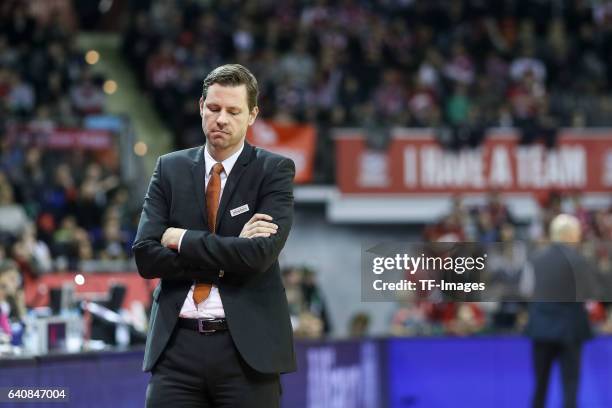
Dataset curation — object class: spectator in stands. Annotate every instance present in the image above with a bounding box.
[13,147,45,215]
[96,216,129,260]
[417,48,443,94]
[444,303,486,336]
[69,70,105,116]
[282,266,327,339]
[424,213,466,242]
[282,266,305,330]
[0,36,18,67]
[51,216,87,270]
[510,45,547,84]
[0,261,27,346]
[146,40,180,103]
[529,191,562,242]
[348,312,370,338]
[374,69,408,125]
[279,39,316,90]
[476,211,498,243]
[0,260,27,347]
[0,279,11,346]
[409,74,438,127]
[42,163,77,222]
[0,171,29,237]
[483,191,513,229]
[490,223,527,278]
[444,42,475,85]
[446,83,471,127]
[302,267,332,335]
[7,72,35,116]
[76,230,94,265]
[75,175,104,231]
[29,105,56,133]
[592,208,612,241]
[106,186,133,232]
[12,223,52,275]
[391,295,433,337]
[568,193,592,237]
[487,223,528,331]
[0,261,26,324]
[293,311,324,339]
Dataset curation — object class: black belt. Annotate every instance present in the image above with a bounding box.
[178,318,228,334]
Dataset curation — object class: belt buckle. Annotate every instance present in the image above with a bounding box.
[197,319,216,335]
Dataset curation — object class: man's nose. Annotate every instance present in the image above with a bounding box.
[217,110,229,126]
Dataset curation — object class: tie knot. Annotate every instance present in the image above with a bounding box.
[212,163,224,175]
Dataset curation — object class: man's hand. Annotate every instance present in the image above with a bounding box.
[240,213,278,239]
[161,227,187,250]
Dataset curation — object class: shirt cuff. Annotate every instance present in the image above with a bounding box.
[177,230,188,252]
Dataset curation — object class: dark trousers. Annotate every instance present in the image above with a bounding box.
[145,326,280,408]
[531,341,582,408]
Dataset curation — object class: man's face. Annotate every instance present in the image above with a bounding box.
[199,83,258,153]
[0,269,19,295]
[570,227,582,243]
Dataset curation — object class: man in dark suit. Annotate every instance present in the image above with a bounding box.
[133,64,296,407]
[524,214,593,408]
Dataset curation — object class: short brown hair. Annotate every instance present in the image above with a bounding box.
[201,64,258,111]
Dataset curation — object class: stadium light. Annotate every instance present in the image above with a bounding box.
[85,50,100,65]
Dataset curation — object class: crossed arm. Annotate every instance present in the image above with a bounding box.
[160,212,279,250]
[132,156,295,284]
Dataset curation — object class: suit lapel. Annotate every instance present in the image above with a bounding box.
[216,142,255,232]
[191,146,209,230]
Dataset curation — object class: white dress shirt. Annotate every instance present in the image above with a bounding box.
[177,143,244,318]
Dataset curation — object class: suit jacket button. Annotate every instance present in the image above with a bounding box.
[219,269,225,278]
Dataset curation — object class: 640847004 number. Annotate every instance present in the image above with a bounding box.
[0,388,69,402]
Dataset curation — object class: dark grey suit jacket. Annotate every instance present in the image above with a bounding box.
[525,243,593,343]
[133,142,296,374]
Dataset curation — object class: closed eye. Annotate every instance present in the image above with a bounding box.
[206,105,240,115]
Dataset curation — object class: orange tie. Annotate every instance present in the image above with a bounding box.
[193,162,224,304]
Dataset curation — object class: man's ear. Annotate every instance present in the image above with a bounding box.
[199,97,204,116]
[248,106,259,126]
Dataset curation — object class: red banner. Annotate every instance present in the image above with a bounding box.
[336,129,612,194]
[46,129,114,150]
[247,120,316,183]
[6,126,114,151]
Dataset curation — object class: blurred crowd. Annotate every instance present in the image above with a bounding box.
[390,192,612,338]
[281,193,611,340]
[123,0,612,158]
[0,148,138,269]
[0,1,108,130]
[282,266,333,339]
[422,191,612,245]
[3,0,612,347]
[0,2,138,291]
